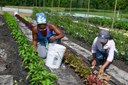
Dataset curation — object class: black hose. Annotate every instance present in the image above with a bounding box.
[13,15,29,85]
[2,14,28,85]
[13,44,28,85]
[4,34,28,85]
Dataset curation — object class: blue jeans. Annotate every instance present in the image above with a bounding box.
[37,39,61,59]
[37,42,47,59]
[95,50,109,66]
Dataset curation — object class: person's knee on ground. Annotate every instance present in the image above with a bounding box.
[37,43,47,59]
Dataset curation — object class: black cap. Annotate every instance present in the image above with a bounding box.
[98,30,110,39]
[98,30,110,43]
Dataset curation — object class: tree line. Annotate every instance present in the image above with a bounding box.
[0,0,128,11]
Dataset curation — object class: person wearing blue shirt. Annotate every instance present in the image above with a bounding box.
[32,13,64,58]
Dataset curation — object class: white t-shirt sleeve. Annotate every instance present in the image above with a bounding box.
[107,40,115,62]
[91,37,98,53]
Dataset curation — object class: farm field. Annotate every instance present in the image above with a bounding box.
[1,1,128,84]
[0,14,27,85]
[1,11,128,84]
[13,12,128,84]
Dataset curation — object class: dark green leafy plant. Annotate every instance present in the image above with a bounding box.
[4,12,57,85]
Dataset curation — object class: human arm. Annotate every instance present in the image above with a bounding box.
[91,53,97,67]
[49,24,64,41]
[99,60,110,73]
[99,40,115,73]
[15,14,33,30]
[91,37,98,67]
[32,26,37,51]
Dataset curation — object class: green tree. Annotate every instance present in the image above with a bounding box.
[117,0,127,10]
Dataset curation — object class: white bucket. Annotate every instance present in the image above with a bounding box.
[46,43,66,69]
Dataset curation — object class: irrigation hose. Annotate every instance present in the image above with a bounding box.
[2,14,28,85]
[13,44,28,85]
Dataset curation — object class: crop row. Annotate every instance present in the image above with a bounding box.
[4,12,57,85]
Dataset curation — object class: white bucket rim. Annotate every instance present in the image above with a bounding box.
[48,43,66,49]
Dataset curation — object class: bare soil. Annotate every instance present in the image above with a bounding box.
[0,15,28,85]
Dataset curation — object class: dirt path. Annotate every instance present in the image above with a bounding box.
[0,14,27,85]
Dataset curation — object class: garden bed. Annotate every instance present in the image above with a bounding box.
[6,12,128,84]
[61,35,127,84]
[0,14,27,84]
[64,34,128,73]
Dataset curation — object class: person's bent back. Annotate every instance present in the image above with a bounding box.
[91,29,117,73]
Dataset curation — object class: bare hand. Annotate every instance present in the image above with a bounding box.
[34,47,37,52]
[99,66,105,73]
[91,60,96,67]
[49,36,56,41]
